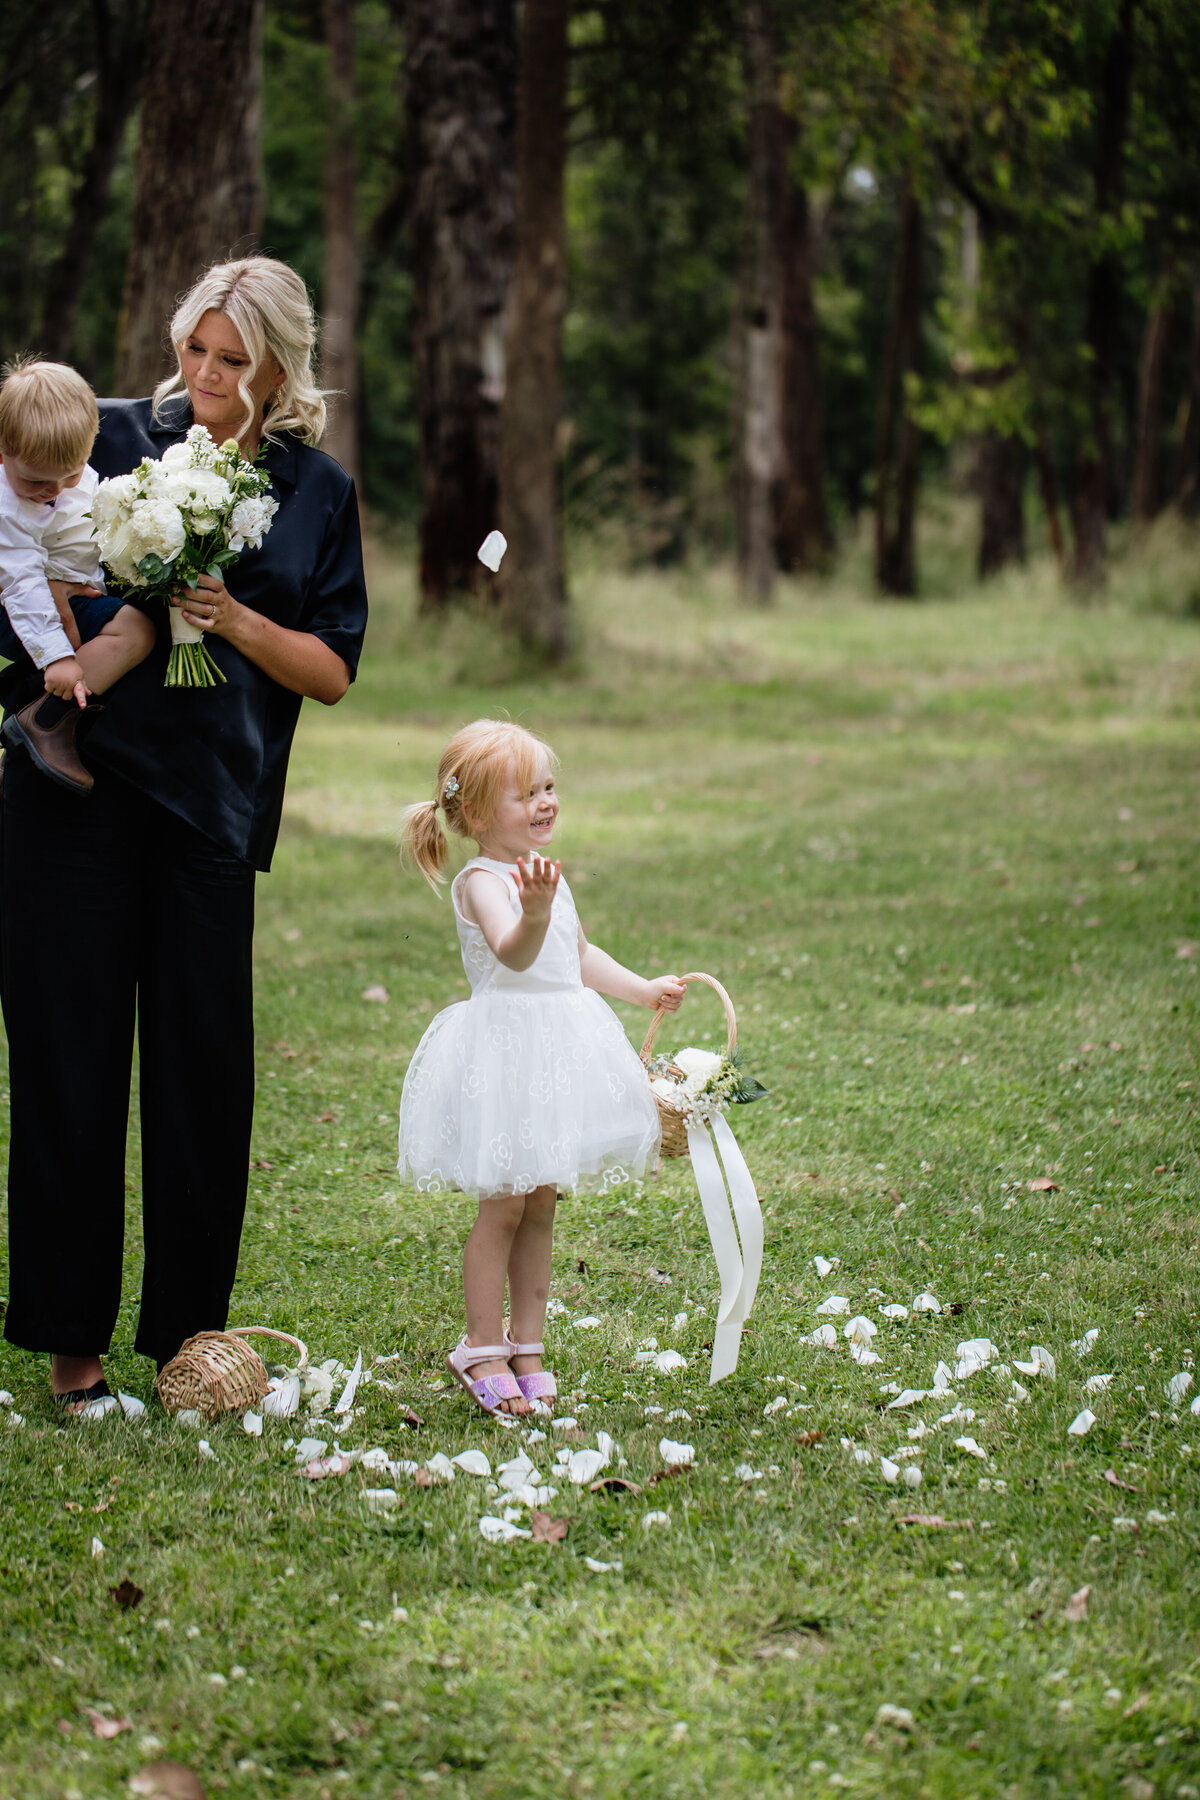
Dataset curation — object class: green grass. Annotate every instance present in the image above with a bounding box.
[2,532,1200,1799]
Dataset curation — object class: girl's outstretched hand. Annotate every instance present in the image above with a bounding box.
[646,974,686,1012]
[513,854,561,923]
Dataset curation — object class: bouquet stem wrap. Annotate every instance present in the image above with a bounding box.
[167,569,227,688]
[686,1110,763,1383]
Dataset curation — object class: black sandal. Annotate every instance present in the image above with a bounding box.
[54,1379,119,1417]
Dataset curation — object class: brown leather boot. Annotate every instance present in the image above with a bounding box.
[0,696,96,794]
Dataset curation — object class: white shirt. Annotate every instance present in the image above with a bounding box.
[0,463,102,669]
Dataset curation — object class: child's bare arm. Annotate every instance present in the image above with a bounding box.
[464,857,561,971]
[578,925,685,1010]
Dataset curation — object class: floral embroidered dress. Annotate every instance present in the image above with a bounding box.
[398,856,660,1198]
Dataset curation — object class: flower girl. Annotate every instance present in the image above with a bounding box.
[398,720,684,1419]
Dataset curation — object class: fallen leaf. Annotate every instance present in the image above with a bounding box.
[646,1464,690,1486]
[315,1111,336,1123]
[795,1430,825,1448]
[128,1761,207,1798]
[108,1579,144,1610]
[1064,1584,1090,1622]
[85,1707,133,1739]
[530,1510,569,1542]
[65,1501,83,1514]
[1104,1469,1137,1492]
[1027,1177,1059,1192]
[589,1476,642,1495]
[251,1158,273,1169]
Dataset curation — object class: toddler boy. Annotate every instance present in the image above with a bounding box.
[0,357,155,793]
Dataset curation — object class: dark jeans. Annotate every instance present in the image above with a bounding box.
[0,754,256,1363]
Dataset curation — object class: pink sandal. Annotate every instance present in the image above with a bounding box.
[505,1331,558,1408]
[445,1339,524,1421]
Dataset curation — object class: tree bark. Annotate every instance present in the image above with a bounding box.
[320,0,361,487]
[406,0,516,607]
[977,429,1026,576]
[498,0,568,660]
[774,115,833,573]
[115,0,265,398]
[736,0,784,605]
[1178,273,1200,518]
[1131,268,1175,526]
[1071,0,1135,584]
[875,179,922,597]
[40,1,149,363]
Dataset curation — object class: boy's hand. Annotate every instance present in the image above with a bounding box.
[513,854,561,923]
[43,656,90,708]
[646,974,686,1012]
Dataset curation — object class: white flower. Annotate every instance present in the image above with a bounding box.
[228,494,276,551]
[128,498,186,564]
[674,1048,723,1083]
[184,423,219,465]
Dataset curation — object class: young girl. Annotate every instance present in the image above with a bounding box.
[398,719,685,1419]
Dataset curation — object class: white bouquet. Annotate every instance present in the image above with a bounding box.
[90,424,278,688]
[647,1045,767,1123]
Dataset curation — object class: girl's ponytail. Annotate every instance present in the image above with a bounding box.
[402,799,448,892]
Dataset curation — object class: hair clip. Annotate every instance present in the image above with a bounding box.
[442,774,460,801]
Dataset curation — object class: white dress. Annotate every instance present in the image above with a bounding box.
[398,857,660,1198]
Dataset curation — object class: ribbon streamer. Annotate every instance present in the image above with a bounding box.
[686,1110,763,1383]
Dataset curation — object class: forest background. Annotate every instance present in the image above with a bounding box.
[4,0,1200,660]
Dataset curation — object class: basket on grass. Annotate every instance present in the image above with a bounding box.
[640,971,739,1159]
[156,1326,308,1421]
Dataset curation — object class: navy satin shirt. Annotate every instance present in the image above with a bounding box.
[87,396,368,871]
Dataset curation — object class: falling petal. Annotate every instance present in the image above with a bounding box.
[844,1315,878,1345]
[816,1295,851,1315]
[452,1449,492,1478]
[1067,1409,1097,1437]
[912,1292,942,1314]
[477,530,507,572]
[478,1514,530,1543]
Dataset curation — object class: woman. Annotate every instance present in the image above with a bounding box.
[0,257,368,1410]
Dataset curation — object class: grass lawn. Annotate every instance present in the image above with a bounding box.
[2,532,1199,1799]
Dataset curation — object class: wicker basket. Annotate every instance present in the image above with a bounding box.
[640,971,738,1160]
[156,1326,308,1421]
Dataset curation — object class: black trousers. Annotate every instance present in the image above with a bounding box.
[1,753,256,1363]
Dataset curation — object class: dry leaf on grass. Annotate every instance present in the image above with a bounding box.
[646,1464,690,1487]
[108,1580,144,1610]
[1027,1177,1059,1192]
[589,1476,642,1495]
[128,1761,207,1799]
[530,1510,568,1542]
[795,1430,825,1448]
[84,1707,133,1739]
[1104,1470,1137,1492]
[1064,1585,1091,1622]
[362,985,389,1003]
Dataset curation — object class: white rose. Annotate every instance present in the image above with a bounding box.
[90,474,138,534]
[128,498,186,564]
[185,468,232,509]
[673,1048,724,1083]
[159,442,193,469]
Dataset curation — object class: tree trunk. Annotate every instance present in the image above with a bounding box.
[774,115,832,573]
[498,0,568,660]
[977,429,1026,576]
[875,179,922,597]
[115,0,265,398]
[1035,436,1067,570]
[40,1,148,363]
[1131,269,1175,526]
[320,0,361,486]
[1178,274,1200,518]
[1071,0,1135,584]
[406,0,516,607]
[736,0,784,605]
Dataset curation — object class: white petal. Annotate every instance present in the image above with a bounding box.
[424,1453,456,1481]
[362,1488,400,1512]
[1067,1409,1096,1437]
[954,1435,987,1459]
[0,1392,12,1407]
[902,1464,923,1487]
[573,1315,602,1329]
[953,1339,1000,1380]
[1009,1381,1031,1403]
[672,1312,689,1329]
[551,1416,579,1431]
[567,1448,609,1485]
[1166,1371,1193,1403]
[880,1304,910,1319]
[642,1510,671,1529]
[875,1705,915,1730]
[886,1389,929,1411]
[764,1396,788,1416]
[477,530,507,571]
[583,1556,622,1573]
[91,1537,104,1558]
[806,1324,839,1348]
[912,1292,942,1314]
[242,1411,263,1436]
[1070,1329,1100,1356]
[932,1361,954,1391]
[844,1315,878,1344]
[850,1343,883,1365]
[735,1462,765,1480]
[658,1438,695,1465]
[880,1458,901,1484]
[261,1374,301,1417]
[505,1482,552,1507]
[333,1351,363,1415]
[294,1437,328,1461]
[654,1350,688,1373]
[175,1409,204,1428]
[117,1391,146,1420]
[816,1295,851,1315]
[1191,1394,1200,1416]
[596,1431,619,1460]
[451,1449,492,1478]
[478,1514,530,1543]
[813,1255,837,1277]
[1084,1374,1115,1394]
[197,1439,217,1460]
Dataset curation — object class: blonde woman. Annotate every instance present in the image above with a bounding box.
[0,257,367,1412]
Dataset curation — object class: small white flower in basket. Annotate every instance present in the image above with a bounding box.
[89,424,278,689]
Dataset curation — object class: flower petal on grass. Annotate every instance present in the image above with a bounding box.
[362,1488,400,1512]
[242,1411,263,1436]
[573,1315,602,1330]
[583,1556,622,1573]
[813,1255,839,1277]
[261,1374,301,1417]
[932,1361,954,1392]
[844,1315,878,1344]
[333,1351,363,1415]
[566,1448,609,1485]
[197,1440,217,1461]
[478,1515,530,1543]
[954,1436,987,1459]
[1084,1374,1115,1394]
[850,1343,883,1365]
[903,1464,923,1488]
[361,984,389,1004]
[806,1324,839,1349]
[1191,1394,1200,1416]
[913,1293,942,1314]
[954,1339,1000,1380]
[1012,1346,1056,1380]
[875,1705,915,1731]
[293,1437,328,1462]
[424,1453,456,1482]
[816,1295,851,1315]
[1067,1409,1097,1437]
[1071,1329,1100,1356]
[86,1707,134,1739]
[880,1304,910,1319]
[91,1537,105,1558]
[642,1510,671,1529]
[1064,1585,1090,1622]
[1165,1371,1193,1403]
[452,1449,492,1478]
[653,1350,687,1373]
[658,1438,695,1465]
[880,1458,901,1484]
[117,1392,147,1421]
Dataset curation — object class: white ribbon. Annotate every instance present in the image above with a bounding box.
[686,1109,763,1383]
[168,601,203,648]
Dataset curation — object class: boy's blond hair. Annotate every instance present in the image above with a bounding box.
[0,357,99,470]
[403,720,558,891]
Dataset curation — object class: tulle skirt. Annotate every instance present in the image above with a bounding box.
[398,987,660,1198]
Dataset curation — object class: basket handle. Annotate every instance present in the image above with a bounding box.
[226,1326,309,1372]
[640,971,738,1065]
